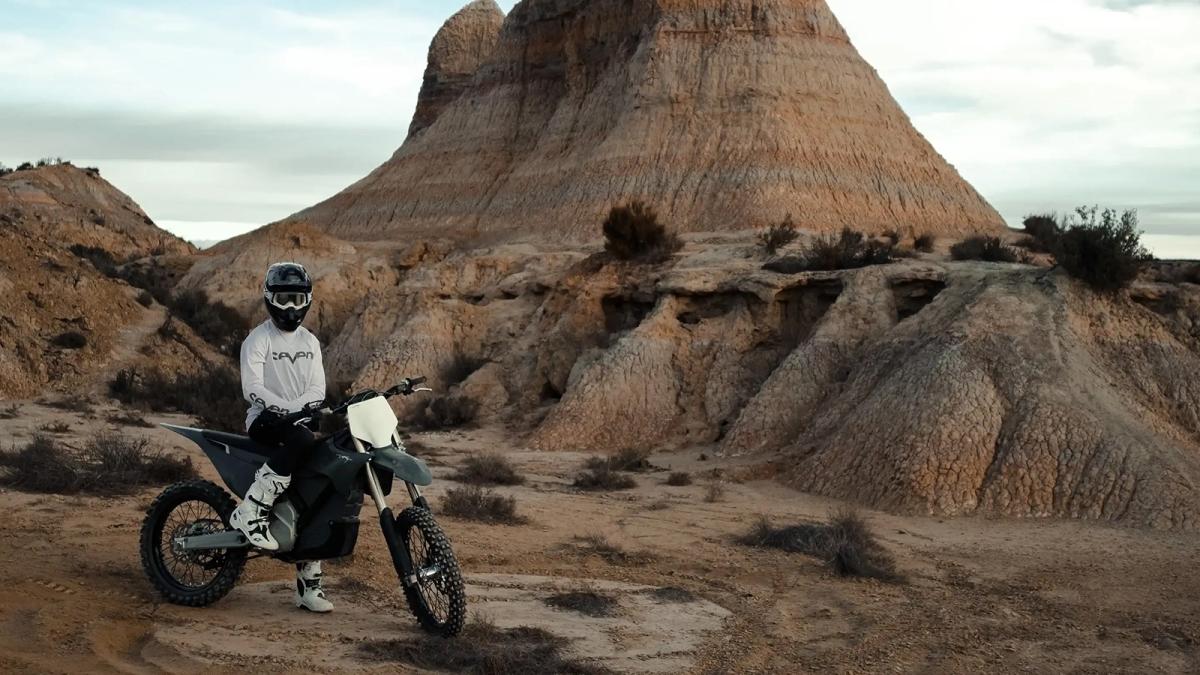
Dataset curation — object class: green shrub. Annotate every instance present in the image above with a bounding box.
[757,216,800,256]
[603,201,682,263]
[950,236,1025,263]
[1056,206,1152,292]
[764,228,896,273]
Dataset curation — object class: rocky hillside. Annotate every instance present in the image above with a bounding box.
[0,165,209,397]
[292,0,1004,242]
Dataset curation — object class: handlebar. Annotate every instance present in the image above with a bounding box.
[273,376,429,427]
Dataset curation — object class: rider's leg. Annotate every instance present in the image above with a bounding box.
[229,414,313,550]
[295,560,334,613]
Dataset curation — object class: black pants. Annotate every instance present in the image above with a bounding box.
[249,412,318,476]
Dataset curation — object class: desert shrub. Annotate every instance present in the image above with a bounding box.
[950,236,1025,263]
[408,395,478,430]
[442,486,526,525]
[882,229,901,245]
[544,590,619,617]
[168,289,248,357]
[602,201,682,263]
[51,331,88,349]
[453,453,525,486]
[584,447,657,473]
[83,167,101,178]
[757,216,800,256]
[16,162,34,171]
[739,509,901,582]
[109,366,244,431]
[0,403,20,419]
[648,586,697,603]
[136,290,154,307]
[1022,214,1061,253]
[764,228,896,273]
[39,421,71,434]
[84,433,196,489]
[573,465,636,491]
[0,163,11,177]
[357,617,610,674]
[46,395,94,413]
[107,411,153,428]
[571,534,656,566]
[0,435,87,493]
[665,471,692,486]
[1056,206,1152,292]
[440,353,487,386]
[913,233,935,253]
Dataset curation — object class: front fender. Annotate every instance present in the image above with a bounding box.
[371,447,433,487]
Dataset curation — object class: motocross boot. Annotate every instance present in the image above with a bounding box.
[229,464,290,550]
[295,561,334,613]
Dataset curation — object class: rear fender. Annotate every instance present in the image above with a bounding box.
[161,424,261,496]
[371,447,432,487]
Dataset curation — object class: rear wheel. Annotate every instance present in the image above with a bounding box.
[393,507,466,637]
[140,480,246,606]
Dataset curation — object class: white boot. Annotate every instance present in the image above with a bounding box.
[295,561,334,613]
[229,464,290,551]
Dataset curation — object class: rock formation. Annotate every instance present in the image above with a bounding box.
[293,0,1004,242]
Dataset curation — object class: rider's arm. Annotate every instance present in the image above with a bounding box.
[293,336,326,410]
[240,333,294,414]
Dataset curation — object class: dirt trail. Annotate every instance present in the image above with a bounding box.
[0,406,1198,673]
[87,303,168,395]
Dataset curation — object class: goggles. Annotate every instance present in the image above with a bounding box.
[266,291,312,310]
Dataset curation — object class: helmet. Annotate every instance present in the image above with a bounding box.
[263,262,312,332]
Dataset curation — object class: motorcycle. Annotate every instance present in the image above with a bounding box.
[138,377,466,637]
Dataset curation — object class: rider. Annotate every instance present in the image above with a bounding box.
[228,261,334,613]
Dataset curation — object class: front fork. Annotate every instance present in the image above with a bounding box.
[352,432,427,587]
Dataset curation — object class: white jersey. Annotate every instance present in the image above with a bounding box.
[239,320,326,431]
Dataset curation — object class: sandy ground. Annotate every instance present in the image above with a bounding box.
[0,401,1198,674]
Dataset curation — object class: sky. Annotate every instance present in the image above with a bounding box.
[1,0,1197,256]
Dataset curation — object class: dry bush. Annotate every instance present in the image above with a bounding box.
[913,233,935,253]
[739,509,902,582]
[0,433,194,495]
[107,411,154,428]
[665,471,692,486]
[1022,214,1061,253]
[648,586,697,603]
[704,482,726,503]
[454,453,525,486]
[0,435,87,493]
[109,366,244,432]
[757,216,800,256]
[573,465,637,491]
[442,486,526,525]
[68,244,119,277]
[1056,206,1152,292]
[46,395,94,414]
[544,590,619,617]
[408,396,479,431]
[357,616,610,674]
[51,331,88,349]
[136,290,154,308]
[572,534,656,566]
[584,448,657,473]
[440,353,488,386]
[950,236,1026,263]
[603,201,682,263]
[168,289,248,357]
[764,228,896,273]
[0,403,20,420]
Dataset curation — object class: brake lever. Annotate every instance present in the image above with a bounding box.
[412,386,433,394]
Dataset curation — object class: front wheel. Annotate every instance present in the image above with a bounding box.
[140,480,247,606]
[392,507,466,637]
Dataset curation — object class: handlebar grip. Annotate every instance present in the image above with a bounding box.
[409,376,427,386]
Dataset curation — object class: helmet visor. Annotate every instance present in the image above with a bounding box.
[267,291,311,310]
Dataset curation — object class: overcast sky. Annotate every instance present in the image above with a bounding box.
[1,0,1197,255]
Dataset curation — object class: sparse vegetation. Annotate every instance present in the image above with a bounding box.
[648,586,697,603]
[46,395,94,414]
[51,331,88,349]
[0,433,195,495]
[665,471,693,486]
[441,486,526,525]
[572,534,656,566]
[168,289,248,357]
[0,163,11,177]
[764,228,896,273]
[545,590,619,617]
[950,236,1026,263]
[0,403,21,419]
[1055,206,1152,292]
[602,201,682,263]
[584,447,657,473]
[109,366,244,431]
[39,421,72,434]
[357,617,611,674]
[704,482,726,502]
[136,290,154,307]
[407,395,479,430]
[453,453,525,486]
[1022,214,1061,253]
[757,216,800,256]
[914,233,935,253]
[573,464,637,491]
[739,509,902,582]
[107,411,154,428]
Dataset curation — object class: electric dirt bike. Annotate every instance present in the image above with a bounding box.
[138,377,467,637]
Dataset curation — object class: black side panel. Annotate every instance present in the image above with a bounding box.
[278,484,364,562]
[201,441,267,497]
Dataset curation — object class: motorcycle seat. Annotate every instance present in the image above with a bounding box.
[202,430,277,459]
